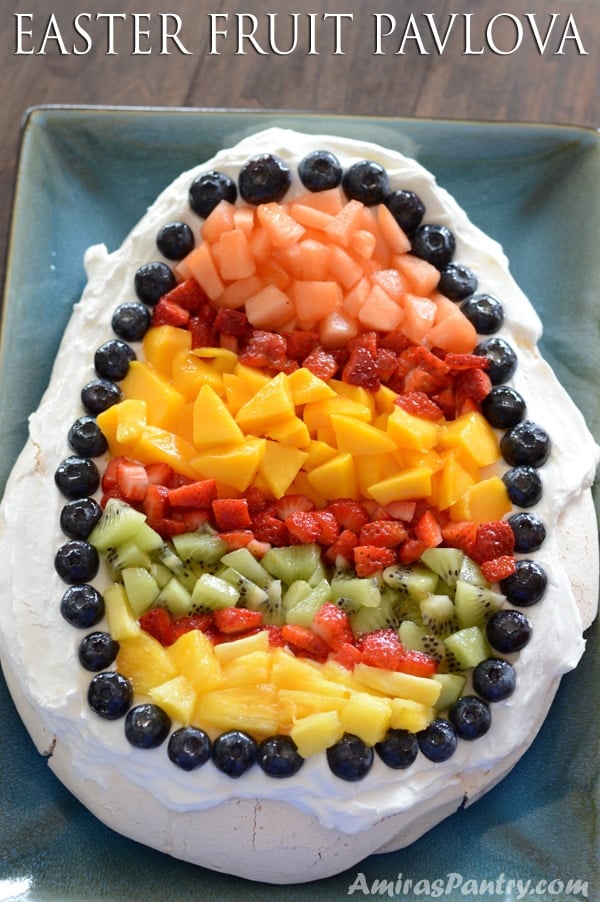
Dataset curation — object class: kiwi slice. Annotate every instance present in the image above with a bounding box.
[121,566,160,616]
[420,547,465,588]
[350,587,401,635]
[261,544,322,585]
[220,547,272,589]
[156,576,193,617]
[444,626,490,671]
[190,573,240,612]
[220,567,269,607]
[285,579,330,627]
[382,564,438,600]
[172,532,228,568]
[152,543,197,592]
[433,673,466,711]
[419,594,457,637]
[458,555,490,587]
[453,580,505,629]
[330,575,381,609]
[106,539,152,574]
[88,498,147,553]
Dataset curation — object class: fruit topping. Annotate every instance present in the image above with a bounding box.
[485,609,532,653]
[212,730,257,777]
[238,154,291,205]
[94,340,136,382]
[257,735,304,778]
[55,540,99,584]
[298,150,342,192]
[375,728,419,769]
[68,416,109,458]
[168,725,212,771]
[461,294,504,334]
[55,456,100,499]
[156,221,195,261]
[502,465,543,508]
[326,732,374,781]
[134,262,177,306]
[438,263,478,301]
[481,385,526,429]
[189,171,237,218]
[417,718,457,761]
[60,584,105,629]
[508,512,546,552]
[125,703,171,749]
[500,559,547,607]
[60,497,103,540]
[411,224,456,270]
[384,189,425,234]
[342,160,389,206]
[112,301,152,342]
[87,671,133,719]
[472,657,516,702]
[78,631,120,671]
[474,336,517,385]
[449,695,491,740]
[81,378,123,415]
[501,420,551,468]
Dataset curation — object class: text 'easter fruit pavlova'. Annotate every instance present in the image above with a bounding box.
[0,127,598,884]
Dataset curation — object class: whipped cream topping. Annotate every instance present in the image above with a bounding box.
[0,127,598,841]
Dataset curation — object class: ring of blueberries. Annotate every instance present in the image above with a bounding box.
[52,147,551,781]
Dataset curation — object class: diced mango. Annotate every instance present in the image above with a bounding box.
[450,475,512,524]
[258,440,308,499]
[193,384,245,450]
[287,367,336,405]
[132,425,200,480]
[191,347,238,373]
[116,631,177,693]
[171,350,224,400]
[303,439,338,471]
[431,449,476,511]
[438,411,501,468]
[354,453,400,497]
[330,414,397,455]
[120,361,187,432]
[329,379,376,416]
[302,396,372,435]
[167,629,222,693]
[192,437,266,491]
[97,399,147,456]
[235,371,295,434]
[368,467,433,505]
[265,416,311,448]
[374,384,399,414]
[142,325,192,378]
[149,675,197,724]
[387,405,440,451]
[307,452,358,500]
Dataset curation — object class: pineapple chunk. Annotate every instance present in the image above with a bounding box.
[213,629,270,663]
[218,651,272,688]
[149,675,197,724]
[389,698,436,732]
[167,629,222,693]
[353,663,441,707]
[270,649,350,698]
[195,685,281,736]
[278,689,348,719]
[340,692,392,746]
[290,711,344,758]
[104,583,141,641]
[117,631,177,694]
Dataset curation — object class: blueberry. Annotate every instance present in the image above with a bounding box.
[68,416,108,458]
[81,378,122,415]
[384,189,425,233]
[501,420,551,468]
[481,386,526,429]
[238,154,291,205]
[54,540,99,584]
[168,726,212,771]
[461,293,504,334]
[298,150,342,192]
[508,511,546,552]
[60,497,103,539]
[417,718,457,762]
[342,160,389,206]
[502,466,543,508]
[189,171,237,218]
[78,632,119,672]
[449,696,491,740]
[438,262,478,301]
[60,584,105,628]
[125,703,171,749]
[474,337,517,385]
[375,729,419,769]
[156,221,195,260]
[327,732,374,781]
[411,224,456,270]
[473,658,516,702]
[486,609,532,652]
[94,340,136,382]
[500,559,547,607]
[54,456,100,499]
[212,730,257,778]
[112,301,152,342]
[134,261,176,306]
[257,735,304,778]
[88,671,132,719]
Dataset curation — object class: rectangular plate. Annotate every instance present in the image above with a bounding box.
[0,108,599,899]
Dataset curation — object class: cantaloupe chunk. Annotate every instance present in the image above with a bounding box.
[342,277,370,319]
[292,186,345,215]
[257,202,305,247]
[394,252,440,295]
[183,243,224,301]
[350,228,377,260]
[319,309,359,349]
[217,274,265,309]
[358,284,404,332]
[291,280,342,329]
[244,284,295,330]
[401,293,438,343]
[233,205,255,237]
[201,200,236,243]
[327,244,364,290]
[325,198,364,246]
[428,294,478,353]
[296,238,330,281]
[289,203,334,232]
[216,228,256,281]
[377,203,411,254]
[371,268,407,303]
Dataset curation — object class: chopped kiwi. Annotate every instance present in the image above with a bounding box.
[190,573,240,612]
[350,587,400,635]
[131,522,164,553]
[157,576,193,617]
[152,543,197,591]
[121,567,160,616]
[285,579,330,627]
[88,498,146,552]
[458,556,490,587]
[444,626,490,671]
[220,547,272,589]
[282,580,312,611]
[453,580,505,629]
[219,567,269,607]
[261,544,322,584]
[382,564,438,599]
[172,532,228,568]
[419,594,457,637]
[420,547,465,588]
[433,673,466,711]
[106,539,152,574]
[149,561,176,589]
[330,575,381,609]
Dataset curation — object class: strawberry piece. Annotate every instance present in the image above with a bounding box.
[454,367,492,409]
[398,537,430,565]
[264,624,286,647]
[348,331,378,357]
[312,602,355,651]
[374,347,399,383]
[212,497,252,531]
[384,500,417,522]
[167,479,217,509]
[142,483,171,521]
[180,509,211,531]
[271,494,315,519]
[331,642,362,670]
[471,520,515,564]
[481,555,517,583]
[342,346,380,391]
[238,329,288,370]
[139,608,174,646]
[188,317,217,349]
[413,510,443,548]
[378,329,412,355]
[394,391,444,422]
[213,607,263,635]
[152,296,191,328]
[302,347,338,381]
[281,624,330,662]
[218,530,254,551]
[101,456,125,493]
[325,498,370,532]
[311,510,341,545]
[353,545,396,577]
[147,517,190,539]
[396,649,438,677]
[213,307,249,337]
[116,458,149,503]
[444,352,489,371]
[398,346,450,394]
[170,613,214,640]
[245,486,268,516]
[359,628,405,670]
[441,520,477,556]
[325,528,358,565]
[282,330,320,362]
[144,462,175,486]
[431,386,456,419]
[252,512,290,546]
[359,519,408,548]
[285,511,322,544]
[162,278,209,313]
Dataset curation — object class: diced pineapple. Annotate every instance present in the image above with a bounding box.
[192,384,245,450]
[149,675,197,724]
[218,651,272,688]
[290,710,344,758]
[213,629,270,662]
[195,685,281,736]
[352,663,441,707]
[388,697,436,732]
[270,648,350,698]
[277,689,348,719]
[340,692,392,746]
[103,583,141,641]
[117,631,177,694]
[167,629,222,692]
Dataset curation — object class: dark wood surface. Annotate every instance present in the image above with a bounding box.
[2,0,599,300]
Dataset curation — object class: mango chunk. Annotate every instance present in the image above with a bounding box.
[142,325,192,378]
[121,361,186,432]
[192,438,266,491]
[287,367,336,405]
[431,449,476,511]
[368,467,433,505]
[191,346,238,373]
[97,399,147,456]
[303,439,338,471]
[450,475,512,524]
[387,405,440,451]
[438,411,500,468]
[171,350,224,400]
[132,425,200,480]
[235,371,295,434]
[265,416,311,448]
[302,396,372,436]
[193,384,245,450]
[307,452,358,500]
[330,414,397,455]
[258,440,308,499]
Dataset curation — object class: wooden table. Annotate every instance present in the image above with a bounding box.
[2,0,599,300]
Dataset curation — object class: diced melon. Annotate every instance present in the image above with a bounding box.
[293,186,345,215]
[401,293,438,343]
[291,280,342,329]
[428,294,477,353]
[325,199,364,246]
[216,227,256,281]
[244,283,295,330]
[371,267,407,302]
[218,274,265,309]
[256,202,305,247]
[319,309,359,349]
[358,284,404,332]
[394,252,440,295]
[183,242,224,301]
[342,276,370,318]
[377,203,412,254]
[201,199,235,243]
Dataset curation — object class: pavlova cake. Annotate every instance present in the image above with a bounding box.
[0,127,598,884]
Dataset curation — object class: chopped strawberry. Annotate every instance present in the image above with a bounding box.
[348,331,378,357]
[144,462,175,486]
[396,649,438,677]
[359,519,408,548]
[331,642,362,670]
[378,328,412,355]
[302,347,338,381]
[481,554,517,583]
[246,538,271,558]
[281,624,330,662]
[101,456,125,493]
[398,346,450,394]
[180,508,212,531]
[444,352,489,371]
[454,367,492,409]
[471,520,515,564]
[116,458,149,503]
[312,602,355,651]
[170,612,213,640]
[413,510,443,548]
[212,497,252,531]
[384,500,417,522]
[252,512,290,546]
[324,528,358,565]
[147,517,190,539]
[238,329,288,370]
[282,330,320,362]
[152,297,191,328]
[264,624,286,647]
[285,511,322,544]
[311,510,341,545]
[398,537,430,565]
[359,629,405,670]
[213,307,249,337]
[271,493,315,519]
[162,278,209,313]
[394,391,444,422]
[441,520,477,557]
[325,498,370,532]
[431,386,457,419]
[244,486,268,516]
[353,545,396,577]
[342,346,380,391]
[142,483,171,521]
[213,607,263,635]
[218,530,254,551]
[167,479,217,509]
[139,607,174,646]
[374,347,399,383]
[188,316,217,349]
